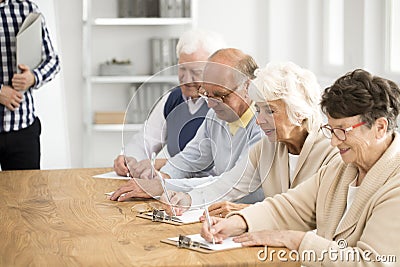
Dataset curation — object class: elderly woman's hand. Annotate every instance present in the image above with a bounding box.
[160,190,191,216]
[233,230,306,251]
[200,201,250,221]
[200,214,248,243]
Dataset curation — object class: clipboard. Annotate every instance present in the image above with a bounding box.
[16,12,42,72]
[137,209,203,226]
[161,234,242,254]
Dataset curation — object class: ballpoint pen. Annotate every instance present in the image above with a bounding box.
[121,147,131,178]
[203,196,215,245]
[151,152,177,217]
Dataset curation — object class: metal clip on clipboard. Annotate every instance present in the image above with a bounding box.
[152,209,183,223]
[177,235,210,249]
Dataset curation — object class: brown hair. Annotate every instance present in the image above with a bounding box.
[321,69,400,131]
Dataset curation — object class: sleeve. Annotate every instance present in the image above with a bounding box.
[298,184,400,267]
[32,13,60,89]
[187,144,261,208]
[165,175,217,192]
[124,93,169,161]
[231,165,329,233]
[160,112,214,179]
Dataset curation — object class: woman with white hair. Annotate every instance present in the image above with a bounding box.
[162,61,339,216]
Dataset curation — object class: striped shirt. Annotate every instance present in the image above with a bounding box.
[0,0,60,132]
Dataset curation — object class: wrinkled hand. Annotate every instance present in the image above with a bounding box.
[127,159,154,179]
[200,201,250,221]
[200,215,248,243]
[113,155,136,177]
[0,85,23,111]
[160,190,191,216]
[110,178,152,201]
[12,64,35,91]
[233,230,305,250]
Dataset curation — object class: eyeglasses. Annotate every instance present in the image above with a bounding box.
[320,122,366,141]
[197,87,234,104]
[197,81,246,104]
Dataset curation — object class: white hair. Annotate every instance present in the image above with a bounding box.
[248,62,322,131]
[176,29,227,58]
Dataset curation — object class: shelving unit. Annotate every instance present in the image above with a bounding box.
[82,0,195,167]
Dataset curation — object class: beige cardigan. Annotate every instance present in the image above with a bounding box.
[188,122,339,207]
[237,132,400,266]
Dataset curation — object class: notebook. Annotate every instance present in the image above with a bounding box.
[16,12,42,72]
[137,208,204,225]
[162,234,242,253]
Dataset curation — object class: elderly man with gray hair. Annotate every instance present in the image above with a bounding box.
[113,29,226,178]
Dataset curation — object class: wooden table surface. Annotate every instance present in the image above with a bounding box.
[0,168,300,267]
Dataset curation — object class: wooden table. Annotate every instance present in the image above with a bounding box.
[0,168,300,266]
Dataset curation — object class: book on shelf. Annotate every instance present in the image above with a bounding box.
[118,0,160,18]
[151,37,178,75]
[183,0,191,17]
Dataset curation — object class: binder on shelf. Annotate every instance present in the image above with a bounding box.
[118,0,159,18]
[173,0,184,18]
[146,0,160,17]
[160,38,171,74]
[160,0,175,17]
[151,37,178,75]
[183,0,191,17]
[151,38,162,74]
[170,38,179,74]
[16,12,42,73]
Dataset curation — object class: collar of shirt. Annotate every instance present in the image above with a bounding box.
[0,0,9,8]
[183,96,206,115]
[228,103,255,136]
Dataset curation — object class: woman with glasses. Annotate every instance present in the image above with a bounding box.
[160,62,339,216]
[201,69,400,266]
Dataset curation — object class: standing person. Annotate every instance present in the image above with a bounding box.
[201,69,400,266]
[0,0,60,170]
[113,29,226,178]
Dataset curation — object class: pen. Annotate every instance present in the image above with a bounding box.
[203,198,215,245]
[121,147,131,178]
[151,152,177,217]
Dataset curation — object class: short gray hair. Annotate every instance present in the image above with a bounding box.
[176,29,227,58]
[249,62,322,131]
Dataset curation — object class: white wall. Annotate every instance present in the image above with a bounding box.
[33,0,71,169]
[196,0,269,67]
[56,0,83,168]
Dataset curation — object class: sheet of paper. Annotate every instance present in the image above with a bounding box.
[144,208,203,224]
[16,12,42,71]
[93,171,130,180]
[168,234,242,251]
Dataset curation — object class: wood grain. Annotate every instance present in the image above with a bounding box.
[0,168,299,267]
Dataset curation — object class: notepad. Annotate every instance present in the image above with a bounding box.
[165,234,242,252]
[137,208,204,225]
[16,12,42,72]
[93,171,130,180]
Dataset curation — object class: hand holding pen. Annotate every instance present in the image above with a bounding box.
[114,147,135,177]
[204,203,215,245]
[151,152,176,217]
